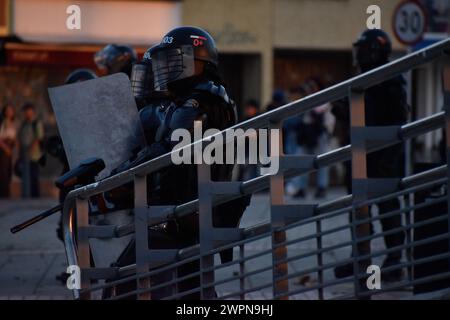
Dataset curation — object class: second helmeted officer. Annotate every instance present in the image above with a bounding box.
[335,29,409,282]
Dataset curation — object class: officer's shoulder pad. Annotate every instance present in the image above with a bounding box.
[194,81,231,104]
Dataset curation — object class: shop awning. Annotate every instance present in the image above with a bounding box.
[3,42,147,68]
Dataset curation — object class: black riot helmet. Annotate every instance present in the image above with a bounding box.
[151,26,219,91]
[353,29,392,72]
[94,44,137,76]
[65,68,97,84]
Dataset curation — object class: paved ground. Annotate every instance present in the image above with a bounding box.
[0,188,413,300]
[215,189,412,300]
[0,199,71,299]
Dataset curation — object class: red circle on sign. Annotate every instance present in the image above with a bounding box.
[392,0,428,46]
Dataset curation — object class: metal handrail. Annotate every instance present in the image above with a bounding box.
[91,112,447,239]
[76,167,449,295]
[62,36,450,299]
[64,37,450,200]
[62,108,447,299]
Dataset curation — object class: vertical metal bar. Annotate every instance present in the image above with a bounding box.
[76,198,91,300]
[316,220,324,300]
[197,162,216,300]
[442,58,450,262]
[350,91,372,299]
[134,175,151,300]
[239,244,245,300]
[350,209,359,297]
[404,201,413,282]
[173,268,178,298]
[110,285,116,299]
[405,47,414,283]
[403,47,414,281]
[269,120,289,300]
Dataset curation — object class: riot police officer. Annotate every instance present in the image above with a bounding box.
[102,45,172,210]
[149,25,248,256]
[94,44,137,77]
[108,27,249,299]
[334,29,408,282]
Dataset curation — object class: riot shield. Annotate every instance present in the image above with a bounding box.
[48,73,144,178]
[48,73,144,267]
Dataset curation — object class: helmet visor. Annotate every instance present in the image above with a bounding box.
[151,45,195,91]
[130,62,154,100]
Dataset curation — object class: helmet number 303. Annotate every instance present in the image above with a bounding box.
[162,36,174,44]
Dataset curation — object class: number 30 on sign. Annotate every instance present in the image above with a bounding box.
[393,0,427,45]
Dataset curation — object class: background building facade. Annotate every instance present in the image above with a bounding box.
[0,0,449,196]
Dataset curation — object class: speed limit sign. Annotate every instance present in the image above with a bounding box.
[393,0,427,45]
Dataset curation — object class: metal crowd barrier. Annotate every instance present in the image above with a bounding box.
[62,37,450,300]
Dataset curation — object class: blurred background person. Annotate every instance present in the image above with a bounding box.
[331,96,351,193]
[296,79,334,199]
[94,44,137,77]
[0,104,18,198]
[239,99,260,181]
[266,89,287,112]
[18,103,44,198]
[238,99,261,181]
[243,99,260,122]
[284,86,307,197]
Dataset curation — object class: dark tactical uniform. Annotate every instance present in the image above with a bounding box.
[366,75,408,263]
[335,29,408,281]
[332,77,408,258]
[107,81,249,299]
[103,26,251,299]
[138,103,167,144]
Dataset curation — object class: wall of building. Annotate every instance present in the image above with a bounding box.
[12,0,181,45]
[183,0,407,106]
[182,0,274,106]
[274,50,352,91]
[0,0,12,36]
[274,0,405,50]
[4,0,411,107]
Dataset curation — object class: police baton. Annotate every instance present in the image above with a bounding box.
[10,204,62,234]
[10,157,106,235]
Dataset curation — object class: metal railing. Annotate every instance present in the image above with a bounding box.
[62,37,450,300]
